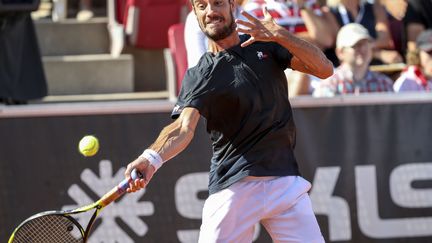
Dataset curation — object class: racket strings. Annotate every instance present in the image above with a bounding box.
[12,214,83,243]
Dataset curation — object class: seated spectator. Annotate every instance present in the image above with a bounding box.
[394,29,432,92]
[313,23,394,97]
[326,0,402,66]
[185,0,247,68]
[403,0,432,51]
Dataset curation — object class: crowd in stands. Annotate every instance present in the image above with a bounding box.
[1,0,431,105]
[184,0,432,97]
[313,23,394,96]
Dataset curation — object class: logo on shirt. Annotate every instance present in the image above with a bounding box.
[172,105,182,114]
[257,51,268,60]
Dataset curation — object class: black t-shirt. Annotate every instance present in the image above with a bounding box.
[404,0,432,29]
[172,35,300,194]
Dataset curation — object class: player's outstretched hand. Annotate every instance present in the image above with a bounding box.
[236,7,282,47]
[124,156,155,193]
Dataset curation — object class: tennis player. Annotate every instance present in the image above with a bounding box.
[124,0,333,241]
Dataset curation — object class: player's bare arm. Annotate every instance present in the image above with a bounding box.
[235,7,333,79]
[125,107,201,192]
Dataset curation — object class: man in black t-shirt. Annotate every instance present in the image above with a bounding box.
[124,0,333,241]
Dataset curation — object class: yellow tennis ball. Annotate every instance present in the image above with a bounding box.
[78,135,99,157]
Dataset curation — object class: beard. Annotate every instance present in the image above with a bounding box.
[200,11,236,41]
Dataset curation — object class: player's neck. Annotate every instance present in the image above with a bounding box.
[208,32,241,53]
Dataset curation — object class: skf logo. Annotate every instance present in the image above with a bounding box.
[257,51,268,60]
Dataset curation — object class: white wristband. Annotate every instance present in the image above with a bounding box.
[139,149,163,172]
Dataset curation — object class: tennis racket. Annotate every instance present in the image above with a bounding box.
[8,169,143,243]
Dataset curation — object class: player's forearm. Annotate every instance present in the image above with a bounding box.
[124,115,197,190]
[148,119,195,162]
[143,107,200,167]
[133,108,200,174]
[272,26,333,78]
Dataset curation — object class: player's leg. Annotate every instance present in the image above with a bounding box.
[198,177,270,243]
[260,176,324,243]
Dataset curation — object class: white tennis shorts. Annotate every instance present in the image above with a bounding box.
[198,176,324,243]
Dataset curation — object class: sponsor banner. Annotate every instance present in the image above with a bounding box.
[294,103,432,242]
[1,102,431,242]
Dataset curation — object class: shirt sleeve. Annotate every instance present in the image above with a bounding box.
[171,66,211,119]
[270,42,293,70]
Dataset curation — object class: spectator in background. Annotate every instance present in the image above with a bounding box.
[325,0,402,66]
[394,29,432,92]
[0,11,47,104]
[314,23,394,97]
[242,0,335,97]
[185,0,247,67]
[403,0,432,52]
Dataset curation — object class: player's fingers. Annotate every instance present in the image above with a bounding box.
[236,27,253,34]
[240,10,259,23]
[235,19,255,29]
[127,179,144,193]
[127,182,136,193]
[241,36,256,47]
[262,6,272,19]
[126,157,148,180]
[125,164,133,180]
[135,178,145,188]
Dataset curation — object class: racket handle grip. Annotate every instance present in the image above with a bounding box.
[118,168,144,192]
[99,169,145,207]
[131,169,144,180]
